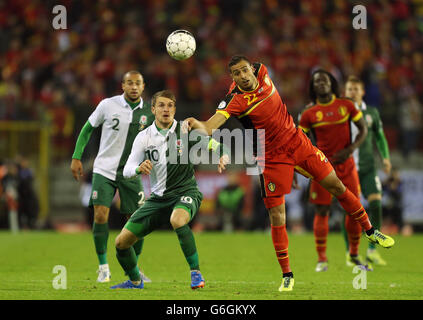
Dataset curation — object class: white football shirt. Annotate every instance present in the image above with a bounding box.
[88,94,151,180]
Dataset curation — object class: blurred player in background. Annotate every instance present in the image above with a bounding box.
[183,55,394,292]
[345,75,392,268]
[299,70,370,272]
[110,90,229,289]
[70,71,154,283]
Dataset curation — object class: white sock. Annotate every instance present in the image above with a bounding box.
[99,264,110,271]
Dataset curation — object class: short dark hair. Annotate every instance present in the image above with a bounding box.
[346,75,365,89]
[122,70,143,83]
[151,90,176,107]
[228,55,252,71]
[308,69,340,103]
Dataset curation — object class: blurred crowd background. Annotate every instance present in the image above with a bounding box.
[0,0,422,232]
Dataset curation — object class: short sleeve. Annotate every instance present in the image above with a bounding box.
[88,100,106,128]
[298,110,311,133]
[347,100,362,122]
[215,94,241,119]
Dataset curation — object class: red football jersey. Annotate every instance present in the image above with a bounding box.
[216,63,299,159]
[298,95,363,161]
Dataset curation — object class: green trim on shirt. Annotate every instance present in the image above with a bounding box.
[375,128,390,160]
[124,97,141,110]
[72,121,94,159]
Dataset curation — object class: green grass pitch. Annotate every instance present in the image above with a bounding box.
[0,230,422,300]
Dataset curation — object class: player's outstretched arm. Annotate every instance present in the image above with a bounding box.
[183,113,227,136]
[70,121,95,181]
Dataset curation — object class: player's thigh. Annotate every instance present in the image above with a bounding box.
[172,189,203,222]
[293,133,333,182]
[259,161,293,209]
[125,197,173,238]
[89,173,117,208]
[335,160,360,198]
[359,169,382,199]
[117,177,143,214]
[309,179,333,205]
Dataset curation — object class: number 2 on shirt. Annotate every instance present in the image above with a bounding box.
[112,118,120,131]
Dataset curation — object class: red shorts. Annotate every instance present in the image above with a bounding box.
[259,130,333,209]
[309,157,360,205]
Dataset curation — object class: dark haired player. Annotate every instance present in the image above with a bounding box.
[70,71,153,283]
[183,56,394,292]
[299,70,370,272]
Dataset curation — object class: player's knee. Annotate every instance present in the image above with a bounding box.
[368,193,382,202]
[94,206,109,224]
[315,205,330,216]
[115,234,130,250]
[325,179,345,196]
[268,207,286,226]
[170,215,188,229]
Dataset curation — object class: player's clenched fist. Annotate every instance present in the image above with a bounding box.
[137,160,153,175]
[182,118,196,133]
[218,154,229,173]
[70,159,84,181]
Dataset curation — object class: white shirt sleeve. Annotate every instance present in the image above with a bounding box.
[123,131,147,179]
[88,99,107,128]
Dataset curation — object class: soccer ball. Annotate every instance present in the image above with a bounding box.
[166,30,196,61]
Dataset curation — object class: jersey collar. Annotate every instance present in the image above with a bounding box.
[152,119,177,137]
[317,94,336,106]
[120,94,144,110]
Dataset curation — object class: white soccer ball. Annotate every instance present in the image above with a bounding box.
[166,30,196,61]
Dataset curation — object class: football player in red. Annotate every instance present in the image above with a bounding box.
[183,55,394,292]
[299,70,370,272]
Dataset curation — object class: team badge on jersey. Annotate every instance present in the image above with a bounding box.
[366,114,373,127]
[217,100,227,110]
[316,111,323,122]
[176,139,183,155]
[267,182,276,192]
[139,115,148,131]
[338,106,347,116]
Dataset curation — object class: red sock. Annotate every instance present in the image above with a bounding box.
[313,214,329,262]
[336,189,372,231]
[271,225,291,274]
[345,215,362,256]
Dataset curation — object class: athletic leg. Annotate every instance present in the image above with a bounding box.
[171,192,204,289]
[319,171,394,248]
[170,208,200,271]
[93,205,110,265]
[114,228,141,284]
[314,205,330,264]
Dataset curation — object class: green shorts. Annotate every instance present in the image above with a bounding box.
[125,189,203,238]
[89,173,143,214]
[358,168,382,198]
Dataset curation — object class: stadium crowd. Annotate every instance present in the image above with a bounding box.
[1,0,422,161]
